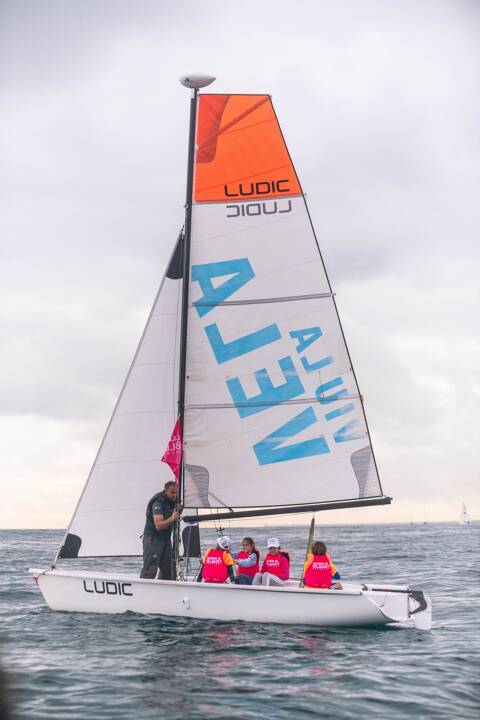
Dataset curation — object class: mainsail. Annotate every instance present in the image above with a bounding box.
[183,94,385,512]
[58,89,389,559]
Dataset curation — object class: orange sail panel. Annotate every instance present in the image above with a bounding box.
[194,94,302,203]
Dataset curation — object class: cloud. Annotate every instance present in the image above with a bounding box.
[1,0,479,527]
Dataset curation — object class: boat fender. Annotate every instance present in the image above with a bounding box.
[182,597,191,611]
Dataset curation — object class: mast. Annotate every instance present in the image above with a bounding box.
[299,516,315,588]
[175,74,215,578]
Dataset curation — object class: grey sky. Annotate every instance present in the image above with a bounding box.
[1,0,479,527]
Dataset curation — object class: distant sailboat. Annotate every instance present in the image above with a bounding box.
[29,73,432,630]
[459,502,472,525]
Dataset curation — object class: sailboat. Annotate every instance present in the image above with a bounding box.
[460,502,472,525]
[30,73,432,630]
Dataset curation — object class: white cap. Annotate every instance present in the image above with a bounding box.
[267,537,280,548]
[217,536,231,550]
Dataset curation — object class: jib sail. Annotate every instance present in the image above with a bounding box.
[59,238,183,557]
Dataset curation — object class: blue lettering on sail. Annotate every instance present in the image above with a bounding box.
[191,256,366,463]
[205,323,281,364]
[333,419,364,443]
[325,403,355,421]
[289,326,333,374]
[315,377,348,404]
[289,327,323,353]
[301,355,334,373]
[191,258,254,317]
[254,407,330,465]
[227,357,305,418]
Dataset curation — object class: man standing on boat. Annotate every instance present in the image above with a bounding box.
[140,480,181,580]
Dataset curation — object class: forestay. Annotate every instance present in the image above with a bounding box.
[184,94,383,509]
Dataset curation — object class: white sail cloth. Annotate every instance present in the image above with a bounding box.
[59,249,182,557]
[183,197,381,508]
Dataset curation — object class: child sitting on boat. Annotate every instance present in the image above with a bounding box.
[303,541,342,590]
[252,538,290,587]
[200,536,235,583]
[231,537,260,585]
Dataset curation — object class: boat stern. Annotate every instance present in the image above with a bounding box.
[361,583,433,630]
[410,590,433,630]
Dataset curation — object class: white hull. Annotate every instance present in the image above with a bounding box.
[30,568,432,630]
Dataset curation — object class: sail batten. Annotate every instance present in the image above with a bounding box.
[193,292,333,307]
[187,395,361,410]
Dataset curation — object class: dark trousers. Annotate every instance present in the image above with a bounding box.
[140,535,173,580]
[235,574,253,585]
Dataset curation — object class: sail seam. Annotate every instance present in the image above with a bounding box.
[196,163,294,194]
[193,192,304,207]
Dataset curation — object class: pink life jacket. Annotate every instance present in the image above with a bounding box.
[202,549,229,583]
[237,550,260,577]
[304,554,333,588]
[261,552,290,581]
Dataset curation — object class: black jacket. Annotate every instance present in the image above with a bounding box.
[143,491,176,540]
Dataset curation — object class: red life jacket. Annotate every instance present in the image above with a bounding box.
[304,554,333,588]
[202,549,229,583]
[237,550,260,577]
[261,552,290,580]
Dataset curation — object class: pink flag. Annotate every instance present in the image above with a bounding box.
[161,419,182,482]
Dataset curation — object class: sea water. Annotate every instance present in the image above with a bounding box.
[0,523,478,719]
